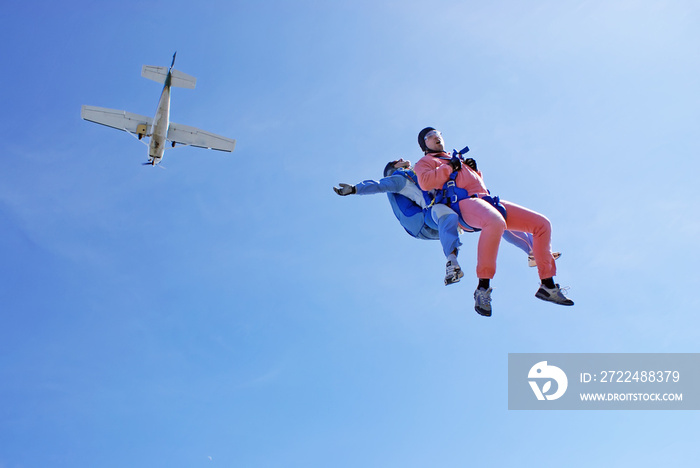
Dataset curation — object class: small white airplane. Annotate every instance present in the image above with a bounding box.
[81,53,235,166]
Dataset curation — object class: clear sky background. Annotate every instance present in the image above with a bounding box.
[1,1,699,467]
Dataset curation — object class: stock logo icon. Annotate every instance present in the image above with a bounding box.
[528,361,568,401]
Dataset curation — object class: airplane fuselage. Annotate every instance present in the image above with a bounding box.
[148,72,172,164]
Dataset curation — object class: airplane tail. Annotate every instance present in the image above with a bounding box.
[141,65,197,89]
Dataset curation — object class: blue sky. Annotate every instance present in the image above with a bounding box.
[1,0,699,466]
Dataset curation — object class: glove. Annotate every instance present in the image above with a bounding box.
[449,155,462,171]
[464,158,477,171]
[333,183,356,196]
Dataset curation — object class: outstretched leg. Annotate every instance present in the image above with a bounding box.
[458,198,507,317]
[500,200,573,306]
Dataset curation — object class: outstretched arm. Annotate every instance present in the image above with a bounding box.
[333,174,407,196]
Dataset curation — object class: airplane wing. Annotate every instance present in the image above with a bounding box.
[81,105,153,135]
[167,122,236,152]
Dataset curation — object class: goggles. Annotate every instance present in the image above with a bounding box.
[424,130,442,140]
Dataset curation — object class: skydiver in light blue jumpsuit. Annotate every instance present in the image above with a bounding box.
[335,158,464,285]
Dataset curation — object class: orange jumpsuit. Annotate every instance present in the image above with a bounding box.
[414,152,556,280]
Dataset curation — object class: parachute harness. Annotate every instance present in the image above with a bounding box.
[431,146,507,232]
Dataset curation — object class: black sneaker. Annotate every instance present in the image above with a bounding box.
[535,284,574,306]
[474,287,493,316]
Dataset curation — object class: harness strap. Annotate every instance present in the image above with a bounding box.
[481,195,507,220]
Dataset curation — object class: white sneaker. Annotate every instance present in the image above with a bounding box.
[474,287,493,316]
[445,259,464,285]
[528,252,562,267]
[535,283,574,306]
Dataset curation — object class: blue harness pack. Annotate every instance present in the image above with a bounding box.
[386,169,440,240]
